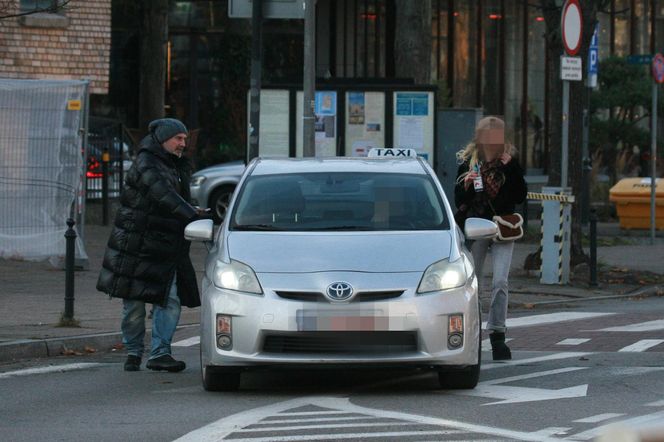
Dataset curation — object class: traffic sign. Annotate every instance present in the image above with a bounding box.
[652,53,664,84]
[627,54,654,65]
[561,56,583,81]
[229,0,304,19]
[588,23,599,87]
[561,0,583,56]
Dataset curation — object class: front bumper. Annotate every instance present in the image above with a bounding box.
[200,272,480,369]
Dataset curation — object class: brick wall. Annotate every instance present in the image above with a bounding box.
[0,0,111,94]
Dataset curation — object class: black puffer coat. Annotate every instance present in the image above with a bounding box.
[96,135,200,307]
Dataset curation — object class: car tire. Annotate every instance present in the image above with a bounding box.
[437,329,481,390]
[200,349,241,392]
[209,185,235,224]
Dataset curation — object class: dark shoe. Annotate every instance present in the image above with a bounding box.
[146,355,186,372]
[124,355,141,371]
[490,332,512,361]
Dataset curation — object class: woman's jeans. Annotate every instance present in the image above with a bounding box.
[121,275,182,360]
[470,239,514,333]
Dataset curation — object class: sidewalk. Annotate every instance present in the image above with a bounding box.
[1,223,662,363]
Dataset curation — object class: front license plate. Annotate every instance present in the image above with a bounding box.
[296,311,390,331]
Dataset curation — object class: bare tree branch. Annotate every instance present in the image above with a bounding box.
[0,0,73,20]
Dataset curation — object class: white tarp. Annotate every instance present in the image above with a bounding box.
[0,79,88,263]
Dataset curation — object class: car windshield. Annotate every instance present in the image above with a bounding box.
[230,172,449,232]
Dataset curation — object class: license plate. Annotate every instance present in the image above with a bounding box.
[296,311,390,331]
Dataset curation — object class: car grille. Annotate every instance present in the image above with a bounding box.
[274,290,404,302]
[262,331,417,354]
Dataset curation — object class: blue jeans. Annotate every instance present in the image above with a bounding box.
[471,239,514,333]
[121,275,182,360]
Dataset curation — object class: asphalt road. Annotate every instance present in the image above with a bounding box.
[2,298,663,442]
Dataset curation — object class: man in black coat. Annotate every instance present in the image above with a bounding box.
[97,118,205,372]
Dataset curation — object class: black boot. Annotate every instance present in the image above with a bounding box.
[124,355,141,371]
[490,332,512,361]
[146,355,186,372]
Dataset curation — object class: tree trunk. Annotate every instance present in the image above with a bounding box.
[138,0,169,131]
[393,0,432,84]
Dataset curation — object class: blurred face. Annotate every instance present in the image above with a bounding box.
[162,133,187,158]
[477,128,505,161]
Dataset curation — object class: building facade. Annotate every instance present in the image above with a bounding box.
[0,0,111,94]
[107,0,660,170]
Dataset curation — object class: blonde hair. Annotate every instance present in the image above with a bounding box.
[456,116,515,184]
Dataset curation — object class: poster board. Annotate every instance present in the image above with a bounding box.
[296,91,338,157]
[392,91,435,165]
[246,89,290,157]
[344,91,386,157]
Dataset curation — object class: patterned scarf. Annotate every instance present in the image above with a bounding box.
[481,160,505,199]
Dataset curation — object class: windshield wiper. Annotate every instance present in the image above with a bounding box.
[307,225,372,231]
[232,224,282,231]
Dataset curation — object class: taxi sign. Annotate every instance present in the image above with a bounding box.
[367,148,418,158]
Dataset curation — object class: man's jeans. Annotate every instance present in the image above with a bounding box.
[470,239,514,333]
[121,275,181,360]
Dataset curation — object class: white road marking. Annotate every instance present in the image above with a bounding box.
[556,338,591,346]
[482,352,591,370]
[0,363,105,379]
[174,396,562,442]
[618,339,664,352]
[566,410,664,441]
[277,410,357,416]
[482,312,614,329]
[573,413,624,424]
[222,430,464,441]
[256,415,371,424]
[172,336,200,347]
[532,427,571,436]
[592,318,664,332]
[455,367,589,405]
[234,421,432,432]
[646,400,664,407]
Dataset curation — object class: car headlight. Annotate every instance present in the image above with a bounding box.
[212,259,262,294]
[191,176,206,186]
[417,257,469,294]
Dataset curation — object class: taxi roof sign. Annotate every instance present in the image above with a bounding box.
[367,148,418,158]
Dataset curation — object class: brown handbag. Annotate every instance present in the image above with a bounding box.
[492,213,524,242]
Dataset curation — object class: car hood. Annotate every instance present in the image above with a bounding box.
[193,161,245,177]
[226,231,452,273]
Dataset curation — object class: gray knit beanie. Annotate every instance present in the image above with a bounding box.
[148,118,188,144]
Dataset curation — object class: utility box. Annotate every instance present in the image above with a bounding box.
[540,187,572,285]
[609,178,663,230]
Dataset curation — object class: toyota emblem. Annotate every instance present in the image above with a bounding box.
[325,282,354,301]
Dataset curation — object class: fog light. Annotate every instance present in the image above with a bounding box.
[217,334,232,349]
[448,333,463,348]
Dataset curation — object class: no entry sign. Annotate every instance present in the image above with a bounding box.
[561,0,583,56]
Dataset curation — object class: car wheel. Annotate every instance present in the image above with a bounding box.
[437,329,481,390]
[209,186,235,224]
[200,348,241,392]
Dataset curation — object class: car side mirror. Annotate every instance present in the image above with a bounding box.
[185,219,214,242]
[464,218,498,240]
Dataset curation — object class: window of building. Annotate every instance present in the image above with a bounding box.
[20,0,62,13]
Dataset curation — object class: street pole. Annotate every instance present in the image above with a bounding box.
[581,106,590,226]
[302,0,316,157]
[561,80,570,188]
[651,81,658,245]
[248,0,263,162]
[64,218,77,321]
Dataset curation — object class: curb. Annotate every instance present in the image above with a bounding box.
[0,323,199,364]
[512,284,664,309]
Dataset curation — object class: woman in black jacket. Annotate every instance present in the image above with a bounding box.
[97,118,205,372]
[454,116,527,360]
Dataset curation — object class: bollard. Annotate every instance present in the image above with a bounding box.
[64,218,77,320]
[589,209,598,287]
[102,147,110,226]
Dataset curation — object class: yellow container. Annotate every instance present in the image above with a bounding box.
[609,177,664,230]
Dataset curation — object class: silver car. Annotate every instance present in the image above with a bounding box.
[185,156,497,391]
[189,161,245,223]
